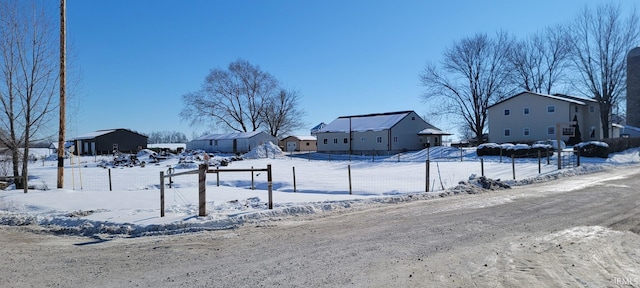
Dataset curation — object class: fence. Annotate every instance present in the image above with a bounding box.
[159,164,273,217]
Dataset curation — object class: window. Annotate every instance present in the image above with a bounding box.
[305,142,310,146]
[376,136,382,143]
[590,105,595,113]
[547,126,555,135]
[574,106,578,113]
[504,129,511,137]
[523,107,530,115]
[343,138,348,144]
[504,109,510,116]
[411,116,415,120]
[547,105,555,113]
[523,128,530,136]
[393,136,398,143]
[333,138,338,144]
[360,137,366,142]
[214,140,218,146]
[323,139,328,144]
[209,140,212,146]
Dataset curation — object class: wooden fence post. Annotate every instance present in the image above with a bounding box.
[557,149,562,170]
[292,166,297,192]
[425,160,430,192]
[267,164,273,209]
[480,158,484,177]
[160,171,165,217]
[348,164,352,195]
[198,164,206,216]
[251,166,254,190]
[538,150,541,174]
[511,154,516,180]
[108,168,112,191]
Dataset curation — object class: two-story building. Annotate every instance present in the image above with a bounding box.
[488,91,603,144]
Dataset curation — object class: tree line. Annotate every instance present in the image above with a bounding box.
[147,131,188,144]
[420,2,639,145]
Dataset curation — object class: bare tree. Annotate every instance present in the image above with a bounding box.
[420,32,515,145]
[0,0,58,191]
[569,3,640,138]
[509,24,572,94]
[262,88,306,138]
[181,59,278,133]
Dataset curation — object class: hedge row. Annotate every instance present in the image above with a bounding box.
[477,143,554,158]
[601,137,640,154]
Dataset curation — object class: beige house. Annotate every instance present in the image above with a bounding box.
[279,135,317,152]
[316,111,450,155]
[488,91,603,144]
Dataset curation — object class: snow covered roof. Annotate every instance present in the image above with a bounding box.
[310,122,326,131]
[622,125,640,132]
[193,131,268,141]
[418,128,451,135]
[490,91,596,108]
[319,111,414,133]
[72,129,116,140]
[289,135,316,141]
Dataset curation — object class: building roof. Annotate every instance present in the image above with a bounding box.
[285,135,317,141]
[489,91,597,108]
[71,128,147,140]
[193,131,269,141]
[418,128,452,136]
[72,129,116,140]
[310,122,326,131]
[319,111,415,133]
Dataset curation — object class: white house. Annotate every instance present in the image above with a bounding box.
[186,131,276,154]
[316,111,450,155]
[488,91,603,144]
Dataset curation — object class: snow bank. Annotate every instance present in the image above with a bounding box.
[243,142,284,159]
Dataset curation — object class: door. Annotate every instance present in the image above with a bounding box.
[286,141,297,152]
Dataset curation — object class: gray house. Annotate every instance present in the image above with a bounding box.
[488,91,603,144]
[316,111,450,155]
[71,128,148,155]
[186,131,277,154]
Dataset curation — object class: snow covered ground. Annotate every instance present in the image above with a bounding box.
[1,144,639,237]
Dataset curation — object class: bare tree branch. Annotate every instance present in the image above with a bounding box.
[421,32,515,144]
[0,0,58,189]
[509,24,572,94]
[181,59,305,138]
[569,3,640,138]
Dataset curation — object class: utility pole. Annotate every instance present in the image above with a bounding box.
[57,0,66,188]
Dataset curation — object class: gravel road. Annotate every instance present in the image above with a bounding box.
[1,167,639,287]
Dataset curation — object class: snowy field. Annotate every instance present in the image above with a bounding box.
[1,144,639,237]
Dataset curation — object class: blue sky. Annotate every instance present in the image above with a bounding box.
[63,0,637,140]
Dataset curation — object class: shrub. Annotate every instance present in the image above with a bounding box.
[476,143,501,157]
[574,141,609,158]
